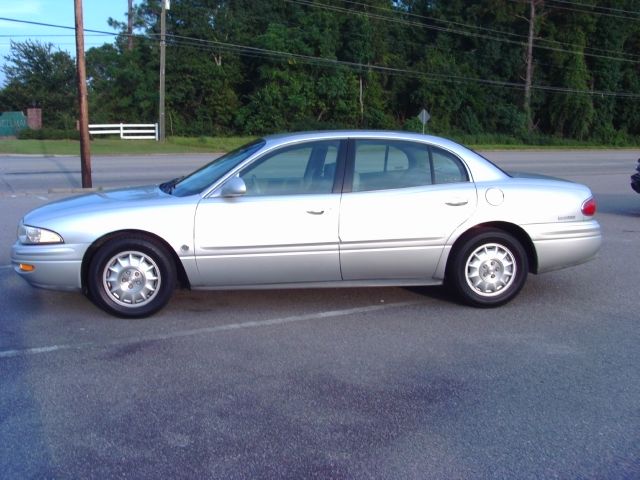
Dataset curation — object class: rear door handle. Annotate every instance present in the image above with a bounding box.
[306,210,325,215]
[445,198,468,206]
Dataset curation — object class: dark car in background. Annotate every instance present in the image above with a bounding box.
[631,159,640,194]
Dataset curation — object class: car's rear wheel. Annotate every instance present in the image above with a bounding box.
[88,235,176,318]
[448,229,528,307]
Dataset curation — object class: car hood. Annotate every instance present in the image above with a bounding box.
[23,184,174,225]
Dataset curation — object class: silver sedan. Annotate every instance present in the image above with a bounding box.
[11,131,602,318]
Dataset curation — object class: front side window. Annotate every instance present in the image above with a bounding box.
[240,140,340,196]
[171,140,265,197]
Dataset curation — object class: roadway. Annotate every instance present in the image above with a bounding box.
[0,150,638,478]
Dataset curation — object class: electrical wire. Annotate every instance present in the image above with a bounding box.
[2,15,640,99]
[159,33,640,99]
[290,0,640,60]
[287,0,640,62]
[546,0,640,15]
[507,0,640,21]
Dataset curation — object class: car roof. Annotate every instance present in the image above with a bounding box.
[260,130,508,181]
[263,130,458,148]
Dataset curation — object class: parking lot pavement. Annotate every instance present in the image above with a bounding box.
[1,151,639,478]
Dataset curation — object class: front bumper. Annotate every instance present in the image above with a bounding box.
[11,242,88,291]
[524,220,602,273]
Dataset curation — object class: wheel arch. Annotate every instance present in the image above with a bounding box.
[447,222,538,276]
[81,229,191,292]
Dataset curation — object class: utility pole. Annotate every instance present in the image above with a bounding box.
[127,0,134,51]
[159,0,168,142]
[74,0,92,188]
[524,0,541,133]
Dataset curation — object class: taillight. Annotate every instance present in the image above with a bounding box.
[581,197,596,216]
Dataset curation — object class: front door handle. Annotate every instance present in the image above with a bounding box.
[306,210,325,215]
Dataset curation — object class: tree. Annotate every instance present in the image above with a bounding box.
[538,6,596,139]
[86,42,158,124]
[4,0,640,141]
[0,40,76,129]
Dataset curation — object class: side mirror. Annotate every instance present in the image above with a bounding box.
[220,176,247,197]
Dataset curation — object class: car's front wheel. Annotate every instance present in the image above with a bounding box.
[448,229,528,307]
[87,235,176,318]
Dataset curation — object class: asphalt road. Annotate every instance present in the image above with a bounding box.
[1,150,639,479]
[0,153,214,194]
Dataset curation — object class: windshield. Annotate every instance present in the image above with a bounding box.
[169,139,265,197]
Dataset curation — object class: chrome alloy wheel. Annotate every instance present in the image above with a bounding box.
[102,250,161,307]
[464,243,517,297]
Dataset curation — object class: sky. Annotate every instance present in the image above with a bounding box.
[0,0,131,84]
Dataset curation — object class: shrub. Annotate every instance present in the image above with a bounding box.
[17,128,80,140]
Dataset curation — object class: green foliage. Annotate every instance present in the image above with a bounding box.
[0,40,76,129]
[2,1,639,143]
[86,43,158,124]
[17,128,80,140]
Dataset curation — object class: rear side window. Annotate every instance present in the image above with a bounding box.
[431,146,469,184]
[352,140,468,192]
[354,142,409,174]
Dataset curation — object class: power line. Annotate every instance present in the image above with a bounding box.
[546,0,640,16]
[2,11,638,64]
[162,35,530,96]
[296,0,640,60]
[546,0,640,15]
[160,29,622,81]
[160,33,640,99]
[287,0,640,63]
[0,34,112,38]
[0,17,115,35]
[2,15,640,100]
[508,0,640,21]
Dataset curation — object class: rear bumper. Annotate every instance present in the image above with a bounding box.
[11,242,86,291]
[525,220,602,273]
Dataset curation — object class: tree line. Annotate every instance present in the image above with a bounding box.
[1,0,640,143]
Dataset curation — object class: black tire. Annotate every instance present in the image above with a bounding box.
[447,228,528,307]
[87,235,176,318]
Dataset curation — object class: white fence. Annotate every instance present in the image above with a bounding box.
[88,123,158,141]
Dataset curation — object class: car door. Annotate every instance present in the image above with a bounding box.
[339,139,477,280]
[193,140,345,286]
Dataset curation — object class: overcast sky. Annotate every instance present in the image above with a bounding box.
[1,0,131,85]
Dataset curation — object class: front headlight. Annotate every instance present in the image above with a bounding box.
[17,222,64,245]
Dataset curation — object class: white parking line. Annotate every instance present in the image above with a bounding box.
[0,301,424,359]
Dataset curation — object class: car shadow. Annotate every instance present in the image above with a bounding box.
[402,285,459,304]
[165,284,454,321]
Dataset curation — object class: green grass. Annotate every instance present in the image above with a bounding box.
[0,134,637,156]
[0,136,256,156]
[451,132,640,149]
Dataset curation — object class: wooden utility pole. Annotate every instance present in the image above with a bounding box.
[159,0,167,142]
[524,0,541,133]
[74,0,92,188]
[359,76,364,127]
[127,0,134,51]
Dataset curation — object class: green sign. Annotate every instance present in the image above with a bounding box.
[0,111,28,136]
